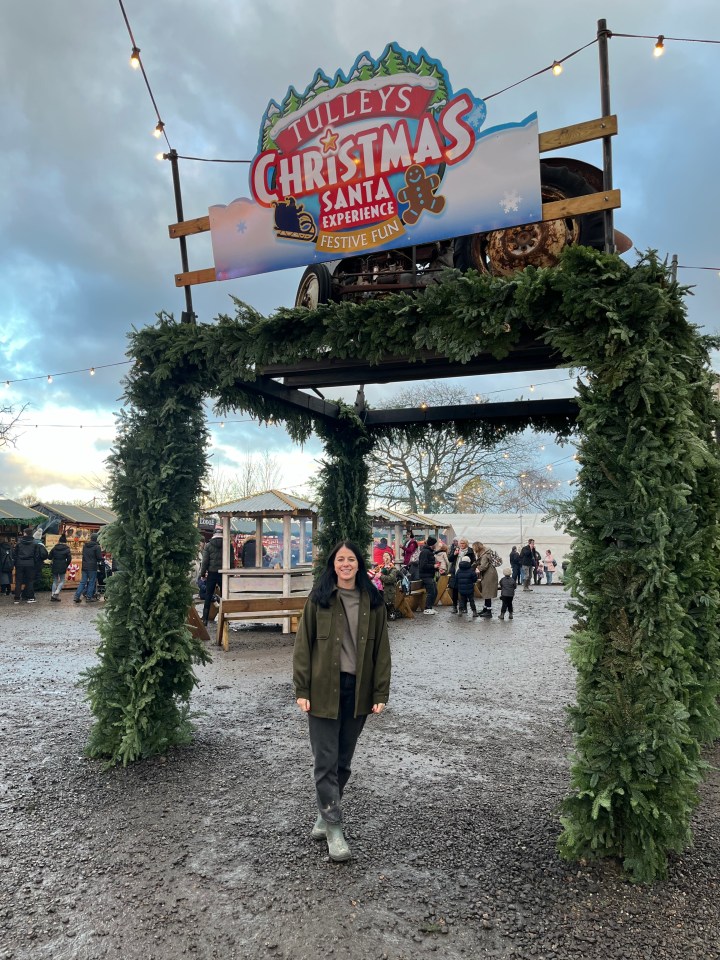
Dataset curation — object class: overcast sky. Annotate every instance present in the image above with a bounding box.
[1,0,718,504]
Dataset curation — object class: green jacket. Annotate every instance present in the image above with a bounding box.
[293,587,391,719]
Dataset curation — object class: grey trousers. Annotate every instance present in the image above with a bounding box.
[307,673,366,825]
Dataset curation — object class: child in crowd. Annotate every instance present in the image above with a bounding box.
[498,567,516,620]
[455,555,478,621]
[378,552,399,621]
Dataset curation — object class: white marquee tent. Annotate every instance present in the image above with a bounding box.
[427,513,573,570]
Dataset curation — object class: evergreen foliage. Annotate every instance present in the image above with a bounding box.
[540,249,720,882]
[313,407,375,570]
[85,250,720,885]
[82,315,211,766]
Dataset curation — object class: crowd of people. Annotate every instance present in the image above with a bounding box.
[1,527,112,604]
[365,532,563,621]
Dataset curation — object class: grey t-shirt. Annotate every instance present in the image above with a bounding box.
[338,587,360,675]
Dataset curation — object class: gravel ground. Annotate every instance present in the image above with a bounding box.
[1,587,719,960]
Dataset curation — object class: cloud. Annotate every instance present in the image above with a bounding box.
[1,0,718,500]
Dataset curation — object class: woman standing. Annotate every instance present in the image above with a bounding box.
[293,541,391,862]
[474,542,499,618]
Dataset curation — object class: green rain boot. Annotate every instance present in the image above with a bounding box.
[325,822,351,862]
[311,814,327,840]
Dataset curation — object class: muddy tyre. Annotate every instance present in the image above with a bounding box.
[453,162,605,275]
[294,264,333,308]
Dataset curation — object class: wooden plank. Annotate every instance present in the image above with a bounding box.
[539,115,617,153]
[187,605,210,643]
[542,189,621,222]
[175,267,216,287]
[168,216,210,238]
[220,596,308,614]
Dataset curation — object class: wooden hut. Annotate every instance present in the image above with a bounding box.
[203,490,317,649]
[0,498,47,542]
[30,502,116,589]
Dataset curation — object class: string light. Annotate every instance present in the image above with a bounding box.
[129,46,140,69]
[654,36,665,57]
[420,401,428,410]
[153,121,165,138]
[90,367,95,376]
[47,375,53,384]
[155,152,165,161]
[552,61,563,76]
[529,384,535,392]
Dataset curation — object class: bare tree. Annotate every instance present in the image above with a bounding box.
[458,468,571,513]
[0,403,28,449]
[202,452,283,508]
[368,384,553,513]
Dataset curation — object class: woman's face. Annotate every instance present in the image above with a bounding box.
[382,552,392,565]
[459,539,468,549]
[334,547,359,589]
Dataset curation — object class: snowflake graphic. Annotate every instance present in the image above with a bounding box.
[236,221,247,234]
[500,191,522,214]
[466,102,487,134]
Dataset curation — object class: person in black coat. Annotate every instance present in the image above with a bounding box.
[509,546,522,584]
[13,528,45,603]
[455,556,478,620]
[74,533,103,603]
[48,534,72,602]
[418,536,438,615]
[0,536,13,596]
[200,526,236,625]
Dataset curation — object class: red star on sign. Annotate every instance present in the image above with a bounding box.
[319,128,339,153]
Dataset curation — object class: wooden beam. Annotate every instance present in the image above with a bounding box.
[542,189,621,222]
[175,267,216,287]
[364,397,579,427]
[240,374,342,423]
[168,216,210,238]
[539,115,617,153]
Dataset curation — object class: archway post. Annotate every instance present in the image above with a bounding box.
[83,253,720,884]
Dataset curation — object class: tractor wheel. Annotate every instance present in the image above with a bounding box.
[294,264,332,308]
[454,162,605,276]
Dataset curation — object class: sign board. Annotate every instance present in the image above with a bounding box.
[208,43,542,280]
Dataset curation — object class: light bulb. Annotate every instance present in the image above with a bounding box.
[90,367,95,376]
[420,402,428,410]
[155,152,165,161]
[220,422,225,428]
[552,61,563,76]
[47,375,53,383]
[130,47,141,69]
[153,121,164,138]
[529,384,535,392]
[654,36,665,57]
[4,380,9,388]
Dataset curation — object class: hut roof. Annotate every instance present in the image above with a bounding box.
[0,498,47,524]
[206,489,316,519]
[31,502,117,526]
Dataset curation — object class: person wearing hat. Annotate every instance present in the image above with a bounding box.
[200,525,236,626]
[498,567,517,620]
[417,536,439,615]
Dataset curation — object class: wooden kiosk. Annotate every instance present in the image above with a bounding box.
[205,490,317,650]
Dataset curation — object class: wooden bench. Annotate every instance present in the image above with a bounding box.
[394,580,426,619]
[217,596,308,651]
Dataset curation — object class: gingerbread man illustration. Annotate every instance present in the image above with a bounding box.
[396,164,446,226]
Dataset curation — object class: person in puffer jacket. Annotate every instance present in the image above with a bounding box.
[455,556,478,621]
[200,525,236,625]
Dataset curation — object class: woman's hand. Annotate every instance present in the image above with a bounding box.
[371,703,386,714]
[296,698,310,713]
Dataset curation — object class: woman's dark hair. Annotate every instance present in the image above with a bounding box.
[59,533,67,543]
[311,540,383,609]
